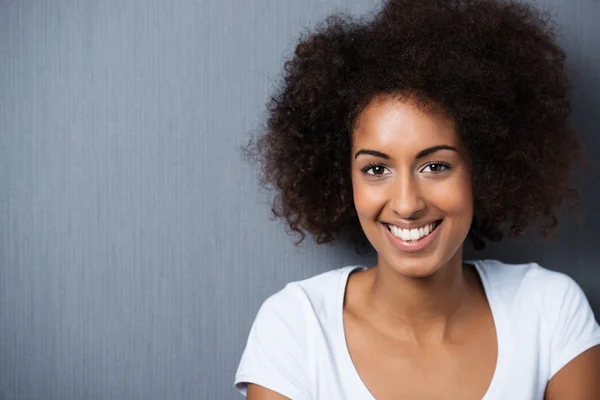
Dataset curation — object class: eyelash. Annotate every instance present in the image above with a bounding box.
[361,163,388,176]
[360,162,452,176]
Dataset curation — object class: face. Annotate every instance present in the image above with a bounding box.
[351,96,473,278]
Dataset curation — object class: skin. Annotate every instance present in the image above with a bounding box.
[344,96,495,399]
[248,96,600,399]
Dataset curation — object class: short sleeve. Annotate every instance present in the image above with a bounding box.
[234,285,312,399]
[546,272,600,379]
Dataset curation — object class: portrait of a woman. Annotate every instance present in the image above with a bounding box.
[234,0,600,398]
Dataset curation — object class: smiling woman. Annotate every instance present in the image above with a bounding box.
[351,97,474,278]
[235,0,600,399]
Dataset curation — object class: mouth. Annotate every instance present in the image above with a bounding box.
[384,219,443,243]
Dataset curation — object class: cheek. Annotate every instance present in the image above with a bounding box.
[352,177,384,218]
[429,172,473,217]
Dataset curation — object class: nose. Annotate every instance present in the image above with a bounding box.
[389,174,426,219]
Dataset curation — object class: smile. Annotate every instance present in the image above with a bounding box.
[385,220,442,242]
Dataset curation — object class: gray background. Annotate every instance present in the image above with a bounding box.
[0,0,598,399]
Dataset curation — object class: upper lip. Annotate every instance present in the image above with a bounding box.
[382,219,442,230]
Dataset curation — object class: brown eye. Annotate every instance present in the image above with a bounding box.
[421,162,451,173]
[361,164,389,176]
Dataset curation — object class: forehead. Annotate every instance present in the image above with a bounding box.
[352,97,460,151]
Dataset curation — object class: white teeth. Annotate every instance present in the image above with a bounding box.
[400,228,409,241]
[410,229,419,241]
[388,221,439,242]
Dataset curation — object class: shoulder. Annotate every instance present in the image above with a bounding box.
[234,266,363,398]
[248,265,365,343]
[473,258,599,341]
[258,265,362,319]
[474,259,600,378]
[473,258,584,302]
[473,258,591,317]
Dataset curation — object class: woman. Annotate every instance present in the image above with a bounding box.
[235,0,600,398]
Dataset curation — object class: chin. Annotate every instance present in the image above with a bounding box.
[370,220,465,279]
[384,256,445,278]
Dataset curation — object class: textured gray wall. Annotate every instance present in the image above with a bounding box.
[0,0,598,399]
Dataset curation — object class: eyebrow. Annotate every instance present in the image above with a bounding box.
[354,145,458,160]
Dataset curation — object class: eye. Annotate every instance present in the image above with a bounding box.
[361,163,390,176]
[420,162,451,173]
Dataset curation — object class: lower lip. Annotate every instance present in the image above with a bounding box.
[383,221,442,253]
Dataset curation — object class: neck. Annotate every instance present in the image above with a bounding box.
[366,251,479,344]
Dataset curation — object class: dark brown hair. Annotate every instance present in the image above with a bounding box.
[245,0,583,251]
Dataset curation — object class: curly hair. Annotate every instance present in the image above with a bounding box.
[245,0,584,251]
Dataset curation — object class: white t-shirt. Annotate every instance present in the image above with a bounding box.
[234,259,600,399]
